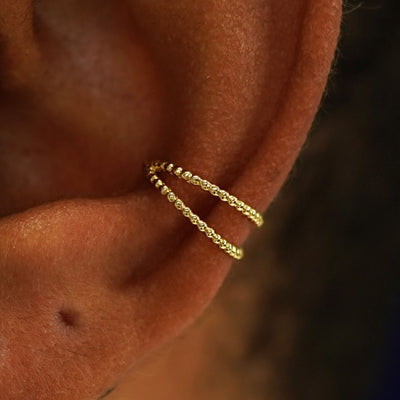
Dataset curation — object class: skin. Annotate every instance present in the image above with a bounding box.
[0,1,341,399]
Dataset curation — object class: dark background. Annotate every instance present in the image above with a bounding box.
[235,1,399,399]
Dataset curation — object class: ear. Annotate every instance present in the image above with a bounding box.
[0,0,341,399]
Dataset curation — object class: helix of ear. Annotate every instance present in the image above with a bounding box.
[145,160,263,260]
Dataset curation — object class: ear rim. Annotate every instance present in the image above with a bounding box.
[233,0,342,211]
[120,0,343,360]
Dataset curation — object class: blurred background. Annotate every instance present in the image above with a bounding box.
[110,1,399,399]
[238,0,400,398]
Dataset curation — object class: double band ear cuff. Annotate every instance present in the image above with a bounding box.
[144,161,263,260]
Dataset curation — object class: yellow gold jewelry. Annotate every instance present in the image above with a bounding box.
[145,160,263,260]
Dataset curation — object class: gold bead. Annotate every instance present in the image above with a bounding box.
[190,214,200,225]
[219,190,229,201]
[210,185,219,195]
[167,192,176,202]
[161,185,170,195]
[174,167,183,176]
[182,171,192,181]
[219,239,227,249]
[201,180,211,190]
[228,195,237,206]
[205,227,215,238]
[190,175,201,185]
[212,233,221,244]
[198,221,207,231]
[175,199,184,210]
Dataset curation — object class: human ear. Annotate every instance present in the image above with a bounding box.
[0,1,341,399]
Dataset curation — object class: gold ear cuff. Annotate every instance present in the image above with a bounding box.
[144,161,263,260]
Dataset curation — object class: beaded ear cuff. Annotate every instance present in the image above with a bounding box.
[145,160,263,260]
